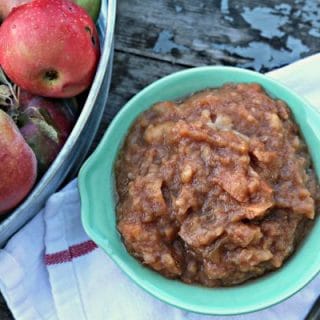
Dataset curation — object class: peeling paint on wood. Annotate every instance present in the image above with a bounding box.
[115,0,319,71]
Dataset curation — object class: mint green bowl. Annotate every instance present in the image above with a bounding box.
[79,67,320,315]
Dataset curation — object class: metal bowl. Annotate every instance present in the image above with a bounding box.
[0,0,117,246]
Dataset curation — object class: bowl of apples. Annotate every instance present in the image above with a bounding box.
[0,0,116,245]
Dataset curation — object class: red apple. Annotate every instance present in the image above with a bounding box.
[0,0,100,98]
[18,90,77,175]
[0,109,37,214]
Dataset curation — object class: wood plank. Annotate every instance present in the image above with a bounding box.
[115,0,320,71]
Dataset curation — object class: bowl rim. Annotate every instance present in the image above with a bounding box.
[79,65,320,315]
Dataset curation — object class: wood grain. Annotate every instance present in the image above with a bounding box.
[115,0,319,71]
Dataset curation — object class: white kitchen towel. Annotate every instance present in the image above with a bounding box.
[0,54,319,320]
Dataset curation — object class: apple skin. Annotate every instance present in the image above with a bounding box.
[19,90,77,142]
[0,109,37,214]
[0,0,100,98]
[18,90,77,175]
[0,0,101,22]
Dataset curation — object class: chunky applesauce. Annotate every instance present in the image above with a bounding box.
[115,83,319,286]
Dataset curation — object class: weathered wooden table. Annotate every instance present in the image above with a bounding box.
[0,0,319,318]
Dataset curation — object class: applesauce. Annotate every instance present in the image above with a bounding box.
[115,83,319,286]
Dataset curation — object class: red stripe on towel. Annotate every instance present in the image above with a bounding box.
[44,240,98,265]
